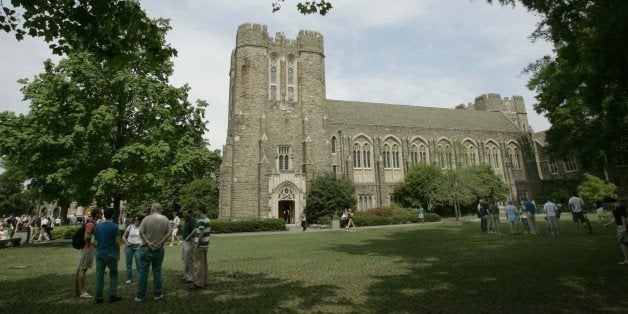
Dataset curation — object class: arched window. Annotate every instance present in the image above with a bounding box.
[353,144,361,168]
[363,144,371,168]
[270,66,277,84]
[410,145,418,165]
[485,148,492,166]
[392,144,400,168]
[419,145,427,164]
[468,146,477,165]
[287,67,293,85]
[492,147,499,168]
[278,146,290,171]
[331,136,337,153]
[383,144,391,168]
[270,85,277,101]
[445,146,453,168]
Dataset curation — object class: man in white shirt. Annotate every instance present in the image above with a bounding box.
[569,193,586,233]
[543,198,559,235]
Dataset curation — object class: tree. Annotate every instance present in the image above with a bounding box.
[1,0,176,74]
[272,0,333,15]
[578,173,617,205]
[178,177,220,219]
[394,164,444,210]
[305,173,356,222]
[0,50,214,223]
[0,167,32,216]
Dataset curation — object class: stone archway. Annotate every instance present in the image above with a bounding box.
[270,182,304,224]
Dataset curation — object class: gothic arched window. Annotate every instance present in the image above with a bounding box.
[331,136,337,153]
[353,144,361,168]
[410,145,418,165]
[419,145,427,164]
[363,144,372,168]
[392,144,400,168]
[383,144,391,168]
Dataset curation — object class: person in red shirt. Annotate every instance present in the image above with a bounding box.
[74,207,102,299]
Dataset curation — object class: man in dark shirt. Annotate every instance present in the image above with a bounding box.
[92,207,121,303]
[181,209,197,283]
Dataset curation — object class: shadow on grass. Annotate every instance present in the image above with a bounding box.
[0,267,348,313]
[327,225,628,313]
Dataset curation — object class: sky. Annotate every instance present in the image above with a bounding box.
[0,0,554,151]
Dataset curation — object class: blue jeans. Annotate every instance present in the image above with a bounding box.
[480,215,488,233]
[136,246,164,300]
[95,251,119,300]
[125,245,141,281]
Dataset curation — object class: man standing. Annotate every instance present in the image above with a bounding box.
[74,207,101,299]
[544,198,559,235]
[169,212,181,246]
[92,207,122,303]
[136,202,171,302]
[477,199,489,233]
[569,193,586,233]
[181,210,196,283]
[524,200,538,235]
[192,207,210,289]
[489,201,501,235]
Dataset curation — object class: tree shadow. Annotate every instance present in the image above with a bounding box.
[325,226,628,313]
[0,268,349,312]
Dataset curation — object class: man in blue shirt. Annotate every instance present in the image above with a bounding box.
[524,200,538,235]
[92,207,122,303]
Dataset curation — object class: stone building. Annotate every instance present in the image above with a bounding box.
[219,23,551,222]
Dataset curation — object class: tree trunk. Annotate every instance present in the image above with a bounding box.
[112,195,122,224]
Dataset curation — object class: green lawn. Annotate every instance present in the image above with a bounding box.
[1,220,626,313]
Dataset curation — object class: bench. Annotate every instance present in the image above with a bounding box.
[0,238,22,249]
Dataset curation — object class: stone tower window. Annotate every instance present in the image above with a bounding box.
[269,54,279,101]
[287,67,294,85]
[565,157,577,172]
[286,54,296,103]
[507,145,521,169]
[548,161,559,174]
[278,146,290,171]
[331,136,337,153]
[492,147,500,168]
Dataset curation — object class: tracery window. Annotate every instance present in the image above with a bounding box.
[410,145,418,165]
[492,147,500,168]
[468,146,477,165]
[549,161,558,174]
[383,144,391,168]
[278,146,290,171]
[392,144,400,168]
[287,87,294,102]
[363,144,372,168]
[353,144,361,168]
[419,145,428,164]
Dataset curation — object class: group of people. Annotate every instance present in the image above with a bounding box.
[73,203,212,304]
[0,214,58,242]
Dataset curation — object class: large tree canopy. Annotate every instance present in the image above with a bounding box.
[0,50,218,222]
[1,0,176,75]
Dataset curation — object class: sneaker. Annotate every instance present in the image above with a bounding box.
[153,295,164,301]
[126,280,131,284]
[134,297,143,303]
[80,293,93,299]
[109,296,122,303]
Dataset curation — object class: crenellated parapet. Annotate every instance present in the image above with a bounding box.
[236,23,270,48]
[297,30,324,56]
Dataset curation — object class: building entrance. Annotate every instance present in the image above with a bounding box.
[278,200,294,224]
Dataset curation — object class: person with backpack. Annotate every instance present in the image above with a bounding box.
[74,208,102,300]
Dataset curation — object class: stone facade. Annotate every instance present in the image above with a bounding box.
[219,23,546,222]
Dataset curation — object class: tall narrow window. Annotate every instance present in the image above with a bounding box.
[411,145,418,165]
[363,144,371,168]
[353,144,361,168]
[287,87,294,102]
[287,67,294,85]
[331,136,337,153]
[468,146,477,165]
[492,147,499,168]
[278,146,290,171]
[270,85,277,101]
[392,144,400,168]
[549,161,559,174]
[270,66,277,84]
[565,157,577,172]
[383,144,391,168]
[419,145,427,164]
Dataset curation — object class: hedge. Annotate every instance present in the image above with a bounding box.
[210,219,287,234]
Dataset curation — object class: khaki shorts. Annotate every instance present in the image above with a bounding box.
[77,248,95,270]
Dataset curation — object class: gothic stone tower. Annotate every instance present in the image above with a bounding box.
[219,23,328,222]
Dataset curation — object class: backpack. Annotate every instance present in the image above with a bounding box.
[72,221,92,250]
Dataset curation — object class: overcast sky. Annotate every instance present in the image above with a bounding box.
[0,0,553,151]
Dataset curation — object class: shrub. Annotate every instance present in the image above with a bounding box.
[342,206,441,227]
[210,219,287,234]
[51,225,82,239]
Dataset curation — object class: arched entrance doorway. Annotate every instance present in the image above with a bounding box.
[278,200,294,224]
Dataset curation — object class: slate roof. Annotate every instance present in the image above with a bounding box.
[326,99,522,133]
[533,130,547,146]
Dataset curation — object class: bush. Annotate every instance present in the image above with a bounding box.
[333,206,441,227]
[51,225,82,239]
[211,219,287,234]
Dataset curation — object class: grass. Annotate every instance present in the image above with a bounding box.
[1,219,626,313]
